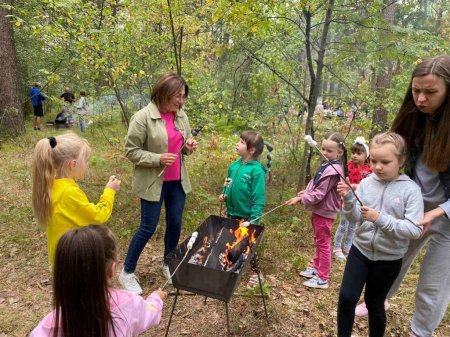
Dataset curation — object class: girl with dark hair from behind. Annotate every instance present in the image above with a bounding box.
[30,225,167,337]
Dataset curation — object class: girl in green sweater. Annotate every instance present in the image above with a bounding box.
[219,130,269,286]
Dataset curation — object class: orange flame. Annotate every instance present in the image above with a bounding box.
[222,220,257,269]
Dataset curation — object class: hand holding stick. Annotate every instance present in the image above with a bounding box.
[146,126,203,191]
[304,135,363,206]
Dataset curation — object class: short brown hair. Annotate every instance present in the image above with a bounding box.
[151,73,189,109]
[240,130,264,159]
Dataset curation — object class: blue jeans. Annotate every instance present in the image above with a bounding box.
[123,180,186,273]
[78,114,86,133]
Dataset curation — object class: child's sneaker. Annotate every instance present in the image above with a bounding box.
[118,269,143,295]
[163,264,173,285]
[246,271,264,288]
[303,276,329,289]
[299,267,317,278]
[333,249,347,261]
[355,300,389,317]
[355,302,368,317]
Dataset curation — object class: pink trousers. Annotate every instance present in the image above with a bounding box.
[311,213,333,281]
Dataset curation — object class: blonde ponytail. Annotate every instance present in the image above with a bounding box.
[32,138,56,226]
[31,132,91,226]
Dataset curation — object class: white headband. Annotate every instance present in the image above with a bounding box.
[353,136,369,157]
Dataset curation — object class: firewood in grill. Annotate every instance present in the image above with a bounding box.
[228,253,248,273]
[226,237,250,265]
[188,237,212,266]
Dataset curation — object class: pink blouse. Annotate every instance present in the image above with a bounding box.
[160,112,183,181]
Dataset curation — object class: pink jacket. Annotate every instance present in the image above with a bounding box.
[301,163,343,220]
[30,289,163,337]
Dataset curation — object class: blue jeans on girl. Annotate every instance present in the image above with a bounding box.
[124,180,186,274]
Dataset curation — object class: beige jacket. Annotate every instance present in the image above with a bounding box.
[125,102,192,201]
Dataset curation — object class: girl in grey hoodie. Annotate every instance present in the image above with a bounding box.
[336,132,424,337]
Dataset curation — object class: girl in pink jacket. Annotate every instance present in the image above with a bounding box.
[287,132,346,289]
[30,225,166,337]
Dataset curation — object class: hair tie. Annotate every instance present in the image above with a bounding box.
[48,137,57,148]
[353,136,369,156]
[263,141,273,172]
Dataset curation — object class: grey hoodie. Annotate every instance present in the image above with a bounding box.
[343,173,424,261]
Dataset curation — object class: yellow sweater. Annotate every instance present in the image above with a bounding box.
[46,178,115,264]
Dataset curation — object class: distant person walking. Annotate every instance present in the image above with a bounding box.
[75,91,89,133]
[60,87,75,104]
[29,82,46,130]
[314,102,324,123]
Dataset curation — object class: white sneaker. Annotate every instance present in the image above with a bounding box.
[118,269,142,295]
[303,276,329,289]
[163,264,172,285]
[299,267,317,278]
[333,249,347,261]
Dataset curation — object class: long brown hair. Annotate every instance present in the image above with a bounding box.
[391,55,450,172]
[151,73,189,109]
[31,132,91,226]
[52,225,118,337]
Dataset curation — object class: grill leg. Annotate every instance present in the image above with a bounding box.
[251,253,269,320]
[164,288,180,337]
[257,272,268,320]
[225,302,231,337]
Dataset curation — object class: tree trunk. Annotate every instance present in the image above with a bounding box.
[297,0,335,190]
[370,0,396,137]
[0,2,24,134]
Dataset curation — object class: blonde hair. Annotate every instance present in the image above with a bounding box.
[371,132,407,163]
[32,132,91,226]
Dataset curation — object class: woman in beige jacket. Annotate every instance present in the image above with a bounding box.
[119,73,198,294]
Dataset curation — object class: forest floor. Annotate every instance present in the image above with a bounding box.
[0,123,449,337]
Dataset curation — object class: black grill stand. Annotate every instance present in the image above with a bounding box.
[164,254,268,337]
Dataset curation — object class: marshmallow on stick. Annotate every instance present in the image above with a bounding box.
[304,135,318,147]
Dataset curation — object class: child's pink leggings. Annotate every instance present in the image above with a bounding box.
[311,213,333,281]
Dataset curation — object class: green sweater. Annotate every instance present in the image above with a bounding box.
[223,158,267,223]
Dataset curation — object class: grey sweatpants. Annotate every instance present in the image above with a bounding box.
[387,213,450,337]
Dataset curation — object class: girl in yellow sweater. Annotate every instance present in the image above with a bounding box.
[32,132,121,264]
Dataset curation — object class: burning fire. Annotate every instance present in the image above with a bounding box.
[222,220,257,269]
[188,236,210,265]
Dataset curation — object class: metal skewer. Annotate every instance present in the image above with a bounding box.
[160,231,199,290]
